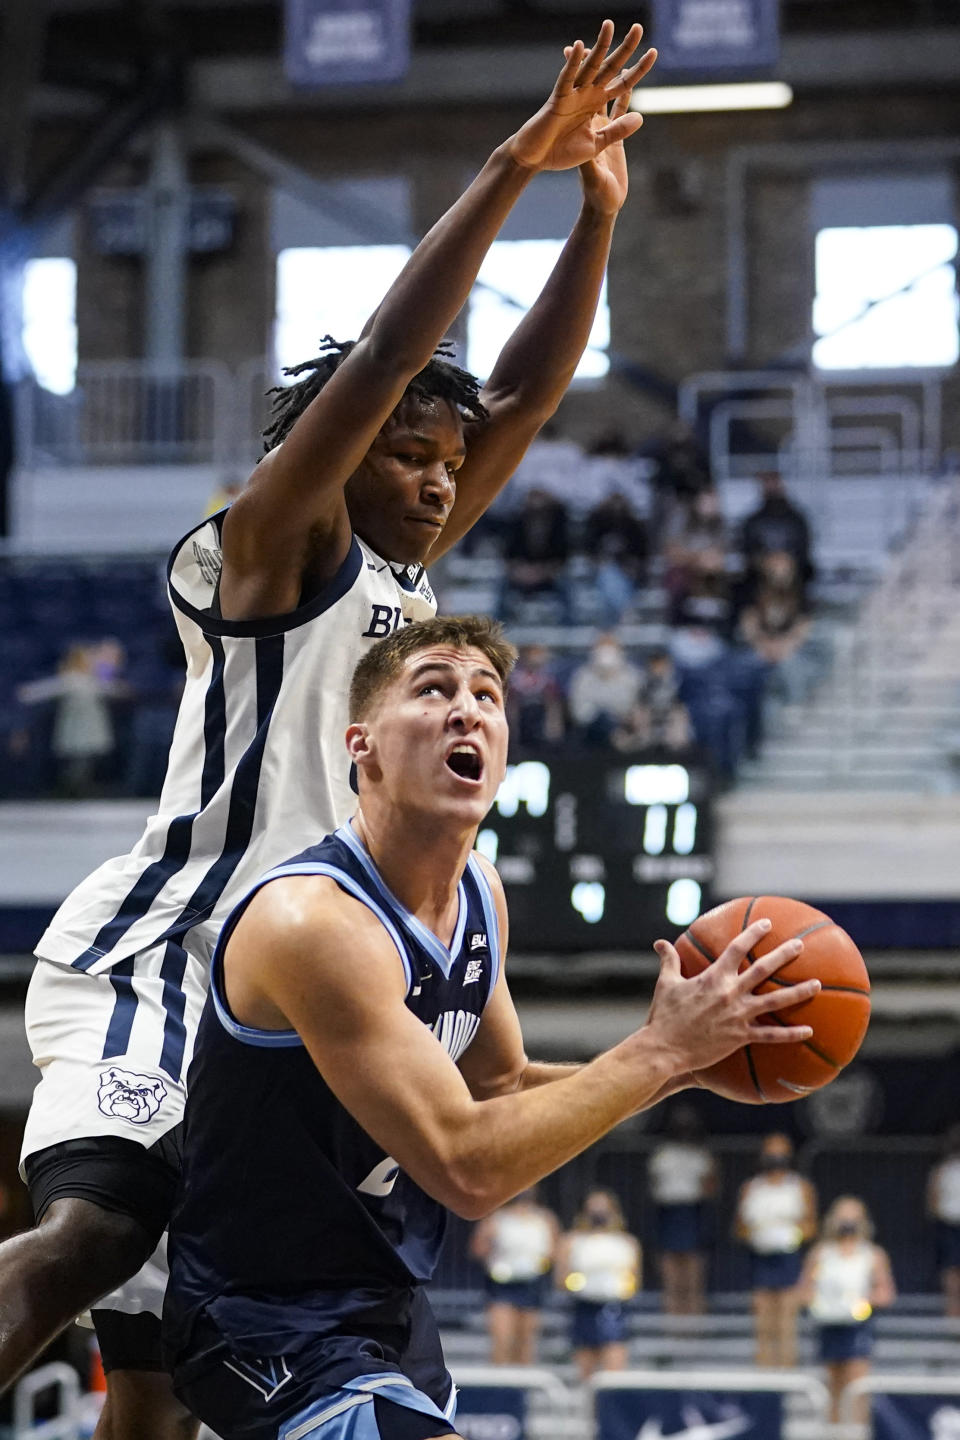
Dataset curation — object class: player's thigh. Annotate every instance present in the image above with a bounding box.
[95,1369,199,1440]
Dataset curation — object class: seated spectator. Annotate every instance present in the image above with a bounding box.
[568,634,641,747]
[584,490,649,626]
[663,488,728,600]
[612,648,691,753]
[741,471,813,588]
[738,550,815,705]
[647,420,712,545]
[506,645,566,753]
[500,487,571,622]
[124,627,186,796]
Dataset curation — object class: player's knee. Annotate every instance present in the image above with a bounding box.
[39,1199,156,1288]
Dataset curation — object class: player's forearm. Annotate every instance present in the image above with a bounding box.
[364,146,534,375]
[481,204,615,417]
[445,1030,678,1218]
[518,1060,582,1089]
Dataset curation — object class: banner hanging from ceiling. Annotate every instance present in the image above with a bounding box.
[284,0,411,87]
[652,0,780,75]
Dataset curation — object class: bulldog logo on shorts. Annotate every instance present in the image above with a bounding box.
[97,1067,167,1125]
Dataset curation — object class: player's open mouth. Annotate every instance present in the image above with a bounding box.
[445,745,483,782]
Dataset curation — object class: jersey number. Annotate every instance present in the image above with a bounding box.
[358,1156,400,1197]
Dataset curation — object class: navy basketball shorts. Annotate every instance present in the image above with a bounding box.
[817,1318,874,1363]
[750,1250,804,1291]
[20,945,208,1371]
[570,1300,629,1350]
[483,1274,549,1311]
[171,1290,460,1440]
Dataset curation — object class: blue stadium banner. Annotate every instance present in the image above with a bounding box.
[596,1387,783,1440]
[455,1385,527,1440]
[284,0,411,87]
[873,1393,960,1439]
[652,0,780,74]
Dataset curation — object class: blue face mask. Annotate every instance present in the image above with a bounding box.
[834,1222,860,1238]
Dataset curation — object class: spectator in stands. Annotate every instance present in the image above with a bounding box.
[737,550,815,707]
[584,489,649,625]
[647,420,711,545]
[663,487,728,600]
[557,1189,641,1380]
[741,471,813,589]
[17,640,126,797]
[735,1132,818,1368]
[204,474,245,518]
[796,1195,895,1424]
[500,487,571,622]
[568,633,642,747]
[506,645,566,753]
[612,647,692,753]
[668,561,750,777]
[926,1125,960,1317]
[470,1188,560,1365]
[647,1104,716,1316]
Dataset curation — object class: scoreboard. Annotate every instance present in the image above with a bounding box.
[477,756,715,952]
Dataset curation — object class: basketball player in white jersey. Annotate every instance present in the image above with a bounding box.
[0,23,659,1439]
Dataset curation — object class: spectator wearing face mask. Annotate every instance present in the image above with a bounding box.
[568,635,642,748]
[734,1133,818,1367]
[647,1104,717,1315]
[556,1189,641,1380]
[796,1196,895,1425]
[741,471,813,590]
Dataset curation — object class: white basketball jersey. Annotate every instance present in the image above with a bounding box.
[740,1173,807,1254]
[35,510,437,975]
[567,1231,638,1303]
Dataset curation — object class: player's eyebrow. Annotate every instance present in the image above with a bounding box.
[408,658,502,689]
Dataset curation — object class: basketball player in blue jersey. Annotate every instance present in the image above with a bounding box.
[162,614,820,1440]
[0,23,661,1440]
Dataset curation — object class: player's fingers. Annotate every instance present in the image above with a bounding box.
[605,48,658,98]
[554,40,585,95]
[593,112,644,152]
[747,977,821,1015]
[575,19,615,86]
[654,938,682,980]
[594,22,644,84]
[747,1021,815,1045]
[715,917,772,972]
[743,936,804,985]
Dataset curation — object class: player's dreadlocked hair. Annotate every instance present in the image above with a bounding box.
[262,337,488,454]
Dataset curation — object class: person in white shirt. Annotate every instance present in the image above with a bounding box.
[734,1132,817,1366]
[556,1189,641,1380]
[470,1188,560,1363]
[796,1195,895,1423]
[927,1125,960,1317]
[647,1103,716,1315]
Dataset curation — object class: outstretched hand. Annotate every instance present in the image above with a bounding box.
[508,20,654,174]
[644,917,821,1077]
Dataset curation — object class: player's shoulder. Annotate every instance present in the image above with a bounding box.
[237,871,396,960]
[471,850,504,899]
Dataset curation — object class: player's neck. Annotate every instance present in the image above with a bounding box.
[351,807,474,948]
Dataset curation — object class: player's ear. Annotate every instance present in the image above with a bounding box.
[346,722,372,764]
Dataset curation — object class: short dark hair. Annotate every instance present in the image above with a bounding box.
[263,337,488,453]
[349,615,517,722]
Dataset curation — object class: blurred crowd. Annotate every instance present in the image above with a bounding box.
[0,424,829,797]
[456,425,827,779]
[467,1114,960,1420]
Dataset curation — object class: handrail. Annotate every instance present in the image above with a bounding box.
[13,1361,81,1440]
[840,1371,960,1424]
[451,1364,571,1404]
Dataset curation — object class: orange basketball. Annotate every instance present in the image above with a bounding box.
[674,895,870,1105]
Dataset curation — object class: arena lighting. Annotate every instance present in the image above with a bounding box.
[630,81,793,113]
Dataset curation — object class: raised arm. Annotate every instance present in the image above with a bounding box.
[220,23,650,619]
[431,37,656,560]
[226,878,819,1219]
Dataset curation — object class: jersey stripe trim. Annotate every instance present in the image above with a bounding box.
[101,956,137,1058]
[161,633,286,953]
[69,633,229,970]
[336,824,465,979]
[208,861,414,1047]
[158,940,189,1081]
[168,524,364,639]
[466,855,501,1004]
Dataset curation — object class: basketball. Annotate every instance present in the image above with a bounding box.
[675,896,871,1105]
